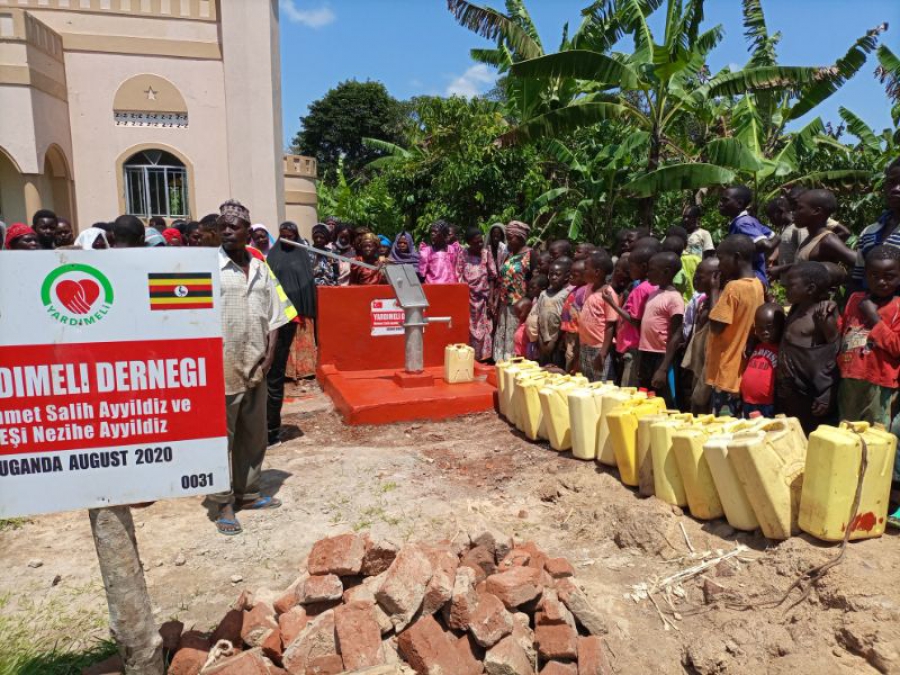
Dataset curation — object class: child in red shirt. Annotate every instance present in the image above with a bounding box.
[837,245,900,426]
[559,259,587,372]
[513,298,534,358]
[740,303,785,418]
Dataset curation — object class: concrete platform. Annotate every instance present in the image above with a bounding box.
[319,364,497,425]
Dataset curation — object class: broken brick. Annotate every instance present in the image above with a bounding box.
[396,614,464,675]
[555,579,607,636]
[469,592,514,648]
[159,620,184,653]
[544,558,575,579]
[375,546,433,631]
[485,567,542,610]
[298,575,343,605]
[211,609,244,648]
[202,648,269,675]
[539,662,576,675]
[361,538,399,577]
[456,634,486,675]
[334,601,385,670]
[484,634,535,675]
[499,548,531,569]
[260,628,283,664]
[578,636,613,675]
[536,590,575,628]
[307,534,366,577]
[168,631,211,675]
[343,583,376,606]
[303,654,343,675]
[273,575,306,615]
[422,546,458,615]
[460,546,498,582]
[281,610,337,674]
[444,565,479,631]
[242,602,278,648]
[278,606,308,648]
[534,622,577,660]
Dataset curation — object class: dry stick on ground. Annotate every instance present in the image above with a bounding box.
[89,506,164,674]
[726,432,870,614]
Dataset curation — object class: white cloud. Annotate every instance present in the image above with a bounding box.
[445,64,496,98]
[280,0,336,28]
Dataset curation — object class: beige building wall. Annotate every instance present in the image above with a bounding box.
[219,0,285,229]
[284,154,318,239]
[0,0,314,234]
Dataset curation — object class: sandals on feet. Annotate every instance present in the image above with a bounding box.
[238,496,282,511]
[215,512,243,535]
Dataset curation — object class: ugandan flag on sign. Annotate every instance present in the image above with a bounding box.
[148,273,214,311]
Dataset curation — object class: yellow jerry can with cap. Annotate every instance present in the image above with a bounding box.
[568,383,619,460]
[496,358,528,418]
[444,343,475,383]
[671,426,729,520]
[799,422,897,542]
[635,412,692,495]
[499,360,539,425]
[727,419,807,540]
[539,376,588,451]
[648,414,703,506]
[513,372,550,439]
[595,387,644,466]
[701,420,766,531]
[607,399,674,486]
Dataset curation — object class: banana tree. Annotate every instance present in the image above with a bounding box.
[447,0,592,122]
[697,0,888,186]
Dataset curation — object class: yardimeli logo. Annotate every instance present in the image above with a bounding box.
[41,264,114,326]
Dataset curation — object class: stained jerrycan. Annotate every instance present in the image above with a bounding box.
[672,418,760,521]
[607,398,673,486]
[635,412,692,494]
[648,413,707,506]
[539,376,588,451]
[444,343,475,383]
[496,358,526,418]
[701,420,765,531]
[499,360,539,426]
[727,418,807,540]
[799,422,897,541]
[568,383,619,460]
[595,388,643,466]
[513,371,550,439]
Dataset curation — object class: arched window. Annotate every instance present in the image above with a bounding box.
[123,149,189,218]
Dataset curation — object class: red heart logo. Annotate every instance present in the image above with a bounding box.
[56,279,101,315]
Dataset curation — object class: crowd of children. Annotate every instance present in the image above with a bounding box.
[495,172,900,525]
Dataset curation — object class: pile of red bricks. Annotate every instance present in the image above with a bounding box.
[164,531,612,675]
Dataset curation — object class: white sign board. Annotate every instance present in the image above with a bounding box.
[0,249,229,517]
[370,298,406,336]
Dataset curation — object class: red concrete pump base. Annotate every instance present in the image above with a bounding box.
[319,364,496,425]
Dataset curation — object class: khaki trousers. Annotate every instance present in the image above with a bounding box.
[210,382,267,505]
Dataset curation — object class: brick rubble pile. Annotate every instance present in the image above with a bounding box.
[162,530,612,675]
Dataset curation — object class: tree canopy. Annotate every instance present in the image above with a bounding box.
[292,80,409,181]
[299,0,896,246]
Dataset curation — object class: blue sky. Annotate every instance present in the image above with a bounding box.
[279,0,898,148]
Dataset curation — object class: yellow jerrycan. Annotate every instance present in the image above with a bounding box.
[539,376,588,451]
[727,418,807,540]
[670,423,733,520]
[635,412,692,495]
[444,343,475,383]
[595,388,644,466]
[648,413,705,507]
[513,371,550,439]
[607,397,672,486]
[499,360,539,426]
[568,383,619,460]
[701,420,765,531]
[799,422,897,542]
[496,358,528,418]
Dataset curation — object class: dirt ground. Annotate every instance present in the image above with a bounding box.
[2,381,899,674]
